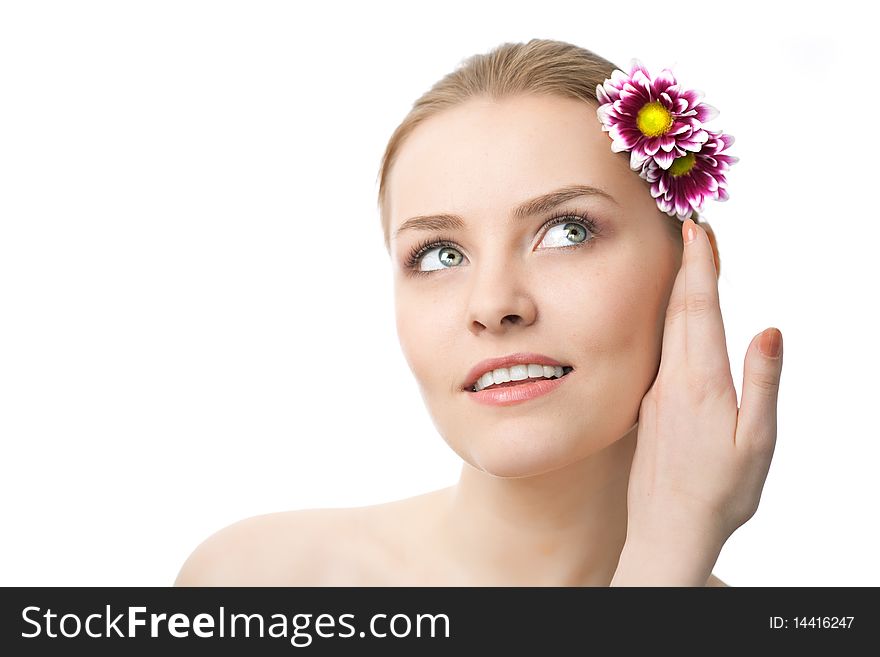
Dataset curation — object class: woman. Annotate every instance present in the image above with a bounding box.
[175,39,783,587]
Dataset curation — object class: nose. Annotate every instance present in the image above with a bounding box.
[466,257,538,335]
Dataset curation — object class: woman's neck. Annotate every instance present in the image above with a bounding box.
[436,424,638,586]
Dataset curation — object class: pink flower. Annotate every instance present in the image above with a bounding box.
[596,59,719,171]
[596,58,738,221]
[639,129,739,221]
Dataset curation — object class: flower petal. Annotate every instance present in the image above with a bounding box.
[696,102,720,123]
[630,149,649,170]
[651,68,677,96]
[653,149,677,169]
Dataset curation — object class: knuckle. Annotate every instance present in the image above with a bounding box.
[684,366,728,402]
[665,297,687,322]
[704,370,735,399]
[651,366,732,411]
[685,291,715,317]
[749,370,781,393]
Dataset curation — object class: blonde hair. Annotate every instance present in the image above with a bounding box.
[375,38,720,275]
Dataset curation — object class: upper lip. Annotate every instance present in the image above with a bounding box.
[462,352,571,391]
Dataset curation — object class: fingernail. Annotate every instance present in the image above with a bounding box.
[758,328,782,358]
[685,220,697,244]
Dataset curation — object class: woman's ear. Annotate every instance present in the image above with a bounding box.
[700,220,721,279]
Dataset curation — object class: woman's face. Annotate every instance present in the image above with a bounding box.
[386,93,683,478]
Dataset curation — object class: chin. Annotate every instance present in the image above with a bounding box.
[459,429,587,479]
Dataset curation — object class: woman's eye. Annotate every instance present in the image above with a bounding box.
[537,221,591,249]
[418,245,465,273]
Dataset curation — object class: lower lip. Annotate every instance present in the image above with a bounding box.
[465,373,572,406]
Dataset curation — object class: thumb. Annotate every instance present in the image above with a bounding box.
[735,328,783,456]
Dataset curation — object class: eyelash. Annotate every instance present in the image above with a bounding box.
[402,209,602,276]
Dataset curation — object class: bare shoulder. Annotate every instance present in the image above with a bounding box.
[706,573,729,587]
[173,507,365,586]
[174,488,446,586]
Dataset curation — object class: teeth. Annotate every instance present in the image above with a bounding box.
[473,364,570,392]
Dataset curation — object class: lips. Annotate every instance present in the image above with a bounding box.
[462,352,573,391]
[466,370,573,406]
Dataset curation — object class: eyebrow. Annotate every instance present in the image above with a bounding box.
[392,184,619,241]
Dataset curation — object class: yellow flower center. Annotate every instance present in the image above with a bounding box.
[668,152,697,177]
[636,101,673,137]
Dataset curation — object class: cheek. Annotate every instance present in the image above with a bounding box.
[555,254,669,368]
[394,284,454,384]
[602,260,672,383]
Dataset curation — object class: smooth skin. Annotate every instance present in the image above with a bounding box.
[175,94,782,587]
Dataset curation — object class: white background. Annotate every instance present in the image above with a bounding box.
[1,0,876,586]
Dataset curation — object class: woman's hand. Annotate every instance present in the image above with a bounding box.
[612,218,784,586]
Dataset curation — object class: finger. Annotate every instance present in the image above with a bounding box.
[660,219,731,379]
[735,328,783,455]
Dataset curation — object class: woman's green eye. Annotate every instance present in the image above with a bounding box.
[418,246,465,272]
[538,221,589,249]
